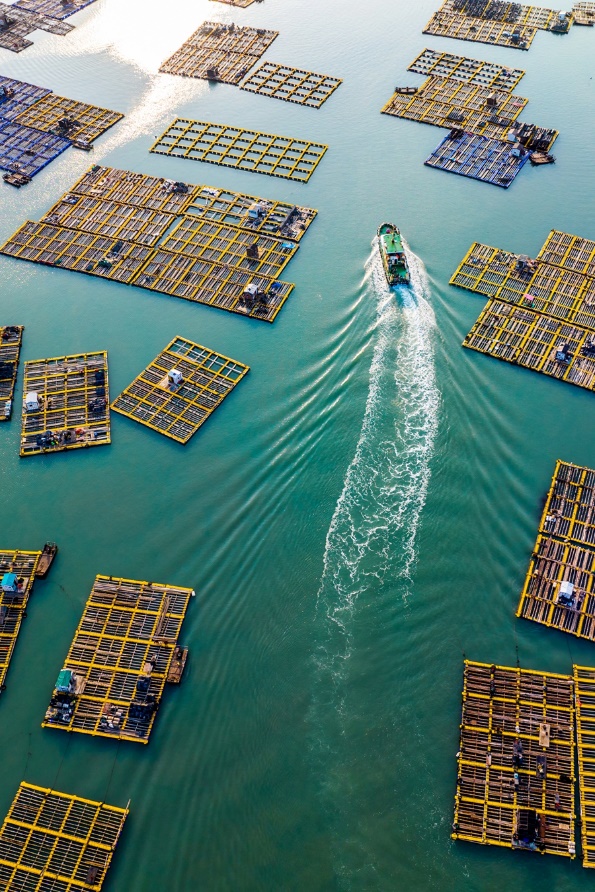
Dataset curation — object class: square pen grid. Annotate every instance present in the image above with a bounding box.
[14,94,123,144]
[0,782,128,891]
[20,351,110,457]
[574,666,595,867]
[241,63,342,108]
[0,118,70,178]
[0,1,72,54]
[151,119,328,183]
[0,76,52,121]
[112,336,249,444]
[408,49,525,91]
[0,549,41,689]
[13,0,97,19]
[42,575,193,742]
[0,325,24,418]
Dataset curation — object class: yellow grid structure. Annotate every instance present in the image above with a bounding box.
[443,0,571,29]
[159,21,278,84]
[14,94,123,145]
[111,336,249,444]
[161,216,298,277]
[408,48,525,90]
[20,351,110,457]
[0,325,24,421]
[150,118,328,183]
[0,549,41,690]
[241,62,343,108]
[42,195,177,246]
[424,9,538,49]
[68,166,199,214]
[574,666,595,866]
[453,660,576,857]
[0,781,128,891]
[42,575,194,743]
[517,461,595,641]
[538,230,595,276]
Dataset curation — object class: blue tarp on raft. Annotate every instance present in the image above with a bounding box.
[424,131,531,189]
[0,76,52,121]
[0,117,70,178]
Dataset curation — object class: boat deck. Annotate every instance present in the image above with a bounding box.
[453,660,576,857]
[0,549,41,690]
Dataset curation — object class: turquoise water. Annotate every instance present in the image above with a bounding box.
[1,0,595,888]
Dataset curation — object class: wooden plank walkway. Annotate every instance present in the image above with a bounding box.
[453,660,576,857]
[159,21,278,84]
[517,461,595,640]
[574,666,595,866]
[241,62,342,108]
[408,48,525,90]
[0,325,23,421]
[0,781,128,890]
[111,336,249,444]
[0,549,41,691]
[20,351,110,457]
[42,575,194,743]
[151,118,328,183]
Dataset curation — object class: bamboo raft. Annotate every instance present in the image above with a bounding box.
[0,1,72,52]
[517,462,595,640]
[574,2,595,25]
[0,325,23,420]
[0,781,128,890]
[13,93,123,145]
[111,336,249,444]
[425,131,530,187]
[0,549,41,691]
[453,660,576,857]
[151,118,328,183]
[159,21,278,84]
[241,62,342,108]
[574,666,595,866]
[20,351,110,457]
[13,0,96,18]
[408,48,525,90]
[42,575,194,743]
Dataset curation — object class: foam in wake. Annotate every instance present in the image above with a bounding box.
[311,242,440,887]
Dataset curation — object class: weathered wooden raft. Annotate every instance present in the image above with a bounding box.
[0,781,128,891]
[0,549,41,690]
[14,93,123,144]
[159,21,278,84]
[453,660,576,857]
[517,461,595,640]
[111,336,249,444]
[0,1,72,52]
[426,130,530,187]
[20,351,110,457]
[408,48,525,90]
[151,118,328,183]
[42,575,194,743]
[211,0,258,6]
[241,62,342,108]
[13,0,96,19]
[0,325,23,420]
[574,1,595,25]
[574,666,595,866]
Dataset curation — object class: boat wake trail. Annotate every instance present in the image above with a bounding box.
[310,243,440,888]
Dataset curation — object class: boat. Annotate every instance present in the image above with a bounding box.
[378,223,410,286]
[35,542,58,578]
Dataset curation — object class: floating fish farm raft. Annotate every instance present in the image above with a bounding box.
[382,48,558,188]
[517,461,595,640]
[111,336,249,444]
[0,782,128,890]
[573,1,595,25]
[574,666,595,866]
[0,549,41,690]
[0,75,123,185]
[0,0,96,52]
[43,575,193,743]
[424,0,575,51]
[241,62,342,107]
[151,119,328,183]
[0,165,316,322]
[20,351,110,457]
[160,21,278,84]
[451,230,595,390]
[211,0,258,6]
[0,324,23,420]
[452,660,576,857]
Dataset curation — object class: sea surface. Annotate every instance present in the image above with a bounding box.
[1,0,595,889]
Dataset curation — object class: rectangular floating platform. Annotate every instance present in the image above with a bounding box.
[453,660,576,858]
[0,1,72,53]
[0,75,51,120]
[574,1,595,24]
[0,548,41,690]
[517,461,595,640]
[241,62,342,108]
[425,131,530,187]
[0,781,128,890]
[13,0,96,19]
[42,575,194,743]
[574,666,595,866]
[424,8,537,49]
[408,48,525,90]
[151,118,328,183]
[20,350,110,457]
[14,93,123,144]
[211,0,257,6]
[0,325,23,420]
[111,336,249,444]
[159,21,278,84]
[43,195,178,246]
[0,117,70,178]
